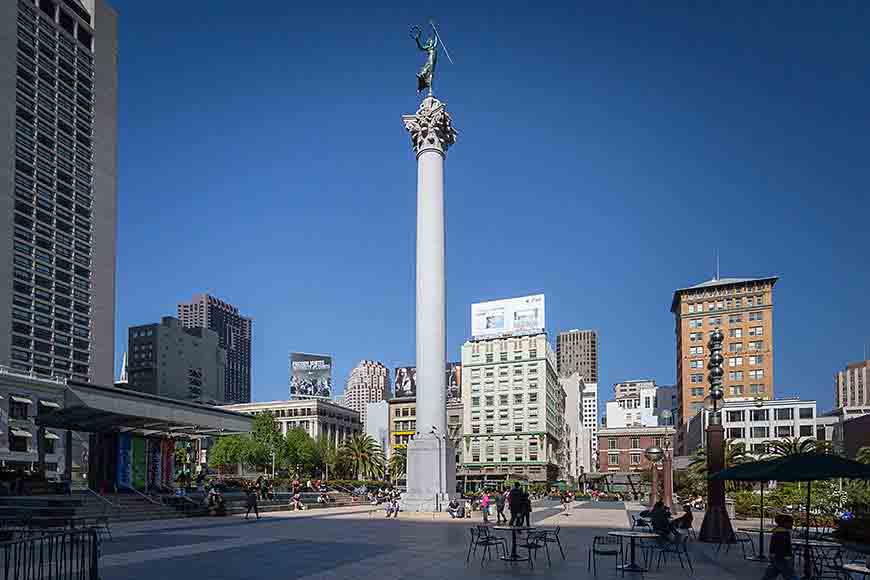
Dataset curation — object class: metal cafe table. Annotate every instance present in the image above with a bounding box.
[493,526,535,563]
[608,530,659,573]
[737,526,775,561]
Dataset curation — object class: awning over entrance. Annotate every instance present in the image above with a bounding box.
[35,381,252,437]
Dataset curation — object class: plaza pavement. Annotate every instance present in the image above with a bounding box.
[100,500,767,580]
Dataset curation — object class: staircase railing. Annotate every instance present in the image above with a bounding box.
[84,487,119,511]
[125,486,161,506]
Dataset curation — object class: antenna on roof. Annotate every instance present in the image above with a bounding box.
[713,250,720,281]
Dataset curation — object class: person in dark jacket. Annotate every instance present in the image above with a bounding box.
[519,491,532,527]
[495,490,507,524]
[508,483,522,526]
[245,487,259,520]
[762,514,798,580]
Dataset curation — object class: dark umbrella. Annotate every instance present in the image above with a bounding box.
[711,454,870,578]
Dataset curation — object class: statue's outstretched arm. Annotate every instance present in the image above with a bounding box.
[415,36,426,51]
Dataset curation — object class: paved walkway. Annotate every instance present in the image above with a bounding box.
[100,501,770,580]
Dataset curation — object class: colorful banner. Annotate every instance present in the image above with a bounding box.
[131,437,146,490]
[161,440,174,487]
[116,433,132,489]
[147,438,161,490]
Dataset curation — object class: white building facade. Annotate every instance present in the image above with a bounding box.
[685,397,818,455]
[561,373,598,478]
[365,400,390,457]
[460,333,565,485]
[222,399,361,445]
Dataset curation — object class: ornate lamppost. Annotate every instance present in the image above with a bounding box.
[699,328,736,543]
[644,446,663,506]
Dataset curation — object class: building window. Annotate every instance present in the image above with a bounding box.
[729,314,742,324]
[750,384,765,394]
[749,341,763,351]
[10,398,31,420]
[689,346,704,355]
[689,319,703,329]
[799,425,813,437]
[9,429,31,452]
[728,357,743,367]
[689,332,703,341]
[471,397,480,407]
[729,342,744,353]
[776,425,793,437]
[749,326,763,337]
[729,328,743,339]
[749,311,763,321]
[608,438,617,450]
[728,428,744,439]
[728,371,744,381]
[629,453,641,465]
[690,387,704,397]
[529,393,537,403]
[751,443,767,455]
[630,436,640,449]
[690,360,703,369]
[690,374,703,383]
[749,355,764,365]
[799,407,813,420]
[774,408,793,421]
[750,426,769,438]
[726,410,745,422]
[750,409,768,422]
[608,453,619,466]
[730,385,744,395]
[749,369,764,380]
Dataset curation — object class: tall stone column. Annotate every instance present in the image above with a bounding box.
[401,96,457,512]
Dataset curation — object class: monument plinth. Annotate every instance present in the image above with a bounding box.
[401,95,457,512]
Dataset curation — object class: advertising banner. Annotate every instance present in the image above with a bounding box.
[446,362,461,402]
[471,294,545,339]
[131,437,146,490]
[116,433,132,489]
[394,366,417,398]
[289,353,333,398]
[161,440,174,487]
[147,439,161,490]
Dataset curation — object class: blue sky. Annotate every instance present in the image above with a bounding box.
[111,1,870,409]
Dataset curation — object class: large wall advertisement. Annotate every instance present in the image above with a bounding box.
[471,294,546,339]
[394,363,461,401]
[290,353,333,399]
[394,366,417,398]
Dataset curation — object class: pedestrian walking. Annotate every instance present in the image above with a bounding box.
[480,491,491,524]
[245,487,259,520]
[520,490,531,527]
[495,489,507,524]
[761,514,799,580]
[508,482,522,526]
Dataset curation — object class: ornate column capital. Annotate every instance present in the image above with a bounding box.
[402,96,457,157]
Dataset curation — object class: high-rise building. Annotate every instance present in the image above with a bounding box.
[835,360,870,413]
[556,329,598,381]
[342,360,390,425]
[1,0,118,385]
[460,333,566,486]
[178,294,252,403]
[125,317,226,404]
[671,276,777,453]
[560,373,598,477]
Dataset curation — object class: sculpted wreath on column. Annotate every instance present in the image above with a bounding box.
[403,98,458,155]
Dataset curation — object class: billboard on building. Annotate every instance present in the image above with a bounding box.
[290,353,333,399]
[471,294,545,339]
[446,362,461,402]
[394,364,461,401]
[394,366,417,398]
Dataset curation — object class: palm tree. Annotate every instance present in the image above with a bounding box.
[388,447,407,481]
[341,435,384,480]
[856,446,870,465]
[765,437,819,458]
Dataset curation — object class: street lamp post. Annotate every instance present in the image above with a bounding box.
[699,328,736,543]
[644,446,664,506]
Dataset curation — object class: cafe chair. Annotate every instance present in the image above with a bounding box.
[654,533,693,573]
[518,531,548,568]
[466,525,506,565]
[539,526,566,560]
[632,515,652,531]
[588,535,622,576]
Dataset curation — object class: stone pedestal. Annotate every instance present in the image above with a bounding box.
[402,96,457,512]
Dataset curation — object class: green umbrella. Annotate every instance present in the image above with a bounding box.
[711,454,870,577]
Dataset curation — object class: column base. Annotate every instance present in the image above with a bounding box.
[402,434,456,512]
[699,505,735,543]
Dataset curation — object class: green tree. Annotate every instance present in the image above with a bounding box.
[341,434,384,480]
[208,435,246,473]
[687,440,749,493]
[248,413,282,472]
[388,447,407,481]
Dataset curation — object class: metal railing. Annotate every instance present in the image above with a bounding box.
[82,488,118,512]
[125,487,161,506]
[0,529,98,580]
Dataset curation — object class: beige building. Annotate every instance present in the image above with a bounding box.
[388,397,416,456]
[556,329,598,381]
[222,399,361,445]
[835,360,870,414]
[342,360,390,425]
[460,333,565,487]
[671,276,777,454]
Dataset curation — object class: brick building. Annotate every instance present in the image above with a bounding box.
[597,426,675,472]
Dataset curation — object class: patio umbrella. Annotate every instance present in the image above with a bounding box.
[711,454,870,578]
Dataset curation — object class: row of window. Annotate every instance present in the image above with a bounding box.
[690,383,768,397]
[685,295,766,313]
[470,392,539,407]
[727,425,813,439]
[725,407,814,422]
